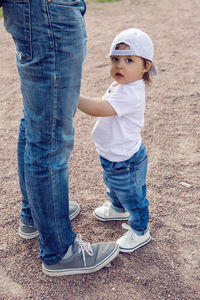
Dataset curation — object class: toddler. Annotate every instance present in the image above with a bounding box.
[78,28,157,252]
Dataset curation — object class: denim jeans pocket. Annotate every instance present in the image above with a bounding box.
[111,161,130,174]
[134,155,148,186]
[50,0,80,5]
[3,0,32,63]
[100,156,130,175]
[49,0,86,16]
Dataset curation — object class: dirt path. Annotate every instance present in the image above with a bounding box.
[0,0,200,299]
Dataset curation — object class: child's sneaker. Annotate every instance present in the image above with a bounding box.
[93,201,129,221]
[116,223,151,252]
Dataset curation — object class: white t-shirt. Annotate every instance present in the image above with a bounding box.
[92,80,145,162]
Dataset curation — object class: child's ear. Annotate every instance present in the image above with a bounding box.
[145,61,152,72]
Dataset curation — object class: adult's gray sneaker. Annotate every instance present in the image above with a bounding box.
[68,201,80,220]
[19,201,80,239]
[42,234,119,276]
[19,221,39,239]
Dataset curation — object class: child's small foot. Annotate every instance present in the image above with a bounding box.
[117,223,151,253]
[93,202,129,221]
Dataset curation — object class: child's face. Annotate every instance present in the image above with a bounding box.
[110,44,150,84]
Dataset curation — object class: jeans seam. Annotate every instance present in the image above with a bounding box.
[45,1,64,250]
[46,0,55,52]
[26,0,32,60]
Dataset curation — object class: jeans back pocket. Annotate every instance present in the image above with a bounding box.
[49,0,80,5]
[3,0,32,63]
[134,155,148,186]
[48,0,86,15]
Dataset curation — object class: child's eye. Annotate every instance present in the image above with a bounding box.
[126,58,133,63]
[111,57,118,62]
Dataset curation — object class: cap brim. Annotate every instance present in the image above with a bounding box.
[150,63,158,76]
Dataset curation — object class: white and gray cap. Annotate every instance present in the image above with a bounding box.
[109,28,157,75]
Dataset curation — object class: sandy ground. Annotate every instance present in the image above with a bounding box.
[0,0,200,299]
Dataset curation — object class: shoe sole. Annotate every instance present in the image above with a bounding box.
[19,203,80,240]
[118,236,151,253]
[69,203,80,221]
[93,211,129,222]
[42,244,119,276]
[19,229,39,240]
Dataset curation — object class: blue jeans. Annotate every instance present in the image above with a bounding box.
[2,0,87,265]
[100,143,149,235]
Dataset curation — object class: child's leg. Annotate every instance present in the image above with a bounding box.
[117,186,149,233]
[100,155,131,211]
[118,143,149,232]
[93,156,130,221]
[93,187,129,221]
[114,144,151,252]
[116,193,150,253]
[106,187,126,213]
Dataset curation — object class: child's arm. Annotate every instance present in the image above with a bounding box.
[78,94,117,117]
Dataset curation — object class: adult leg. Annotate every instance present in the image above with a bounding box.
[2,0,119,274]
[3,0,86,265]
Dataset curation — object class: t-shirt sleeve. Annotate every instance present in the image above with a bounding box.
[103,84,144,118]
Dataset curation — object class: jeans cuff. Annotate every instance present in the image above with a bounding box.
[132,226,149,236]
[111,204,126,213]
[20,217,34,227]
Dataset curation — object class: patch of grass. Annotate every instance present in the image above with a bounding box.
[0,8,3,17]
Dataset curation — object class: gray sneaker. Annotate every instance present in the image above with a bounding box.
[19,201,80,239]
[42,235,119,276]
[19,221,39,239]
[68,201,80,220]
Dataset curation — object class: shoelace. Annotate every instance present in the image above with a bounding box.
[121,223,135,240]
[76,234,94,267]
[122,223,132,231]
[103,201,110,208]
[103,201,111,217]
[102,201,113,217]
[103,201,127,217]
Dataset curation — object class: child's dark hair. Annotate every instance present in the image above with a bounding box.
[142,58,152,86]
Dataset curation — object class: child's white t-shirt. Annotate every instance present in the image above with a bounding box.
[92,79,145,162]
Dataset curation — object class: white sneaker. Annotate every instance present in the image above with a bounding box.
[117,223,151,253]
[93,202,129,221]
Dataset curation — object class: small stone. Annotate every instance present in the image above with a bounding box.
[0,244,7,251]
[180,182,192,188]
[104,263,112,268]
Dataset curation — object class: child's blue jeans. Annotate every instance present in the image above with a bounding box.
[99,143,149,235]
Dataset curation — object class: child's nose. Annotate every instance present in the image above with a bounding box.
[117,59,124,69]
